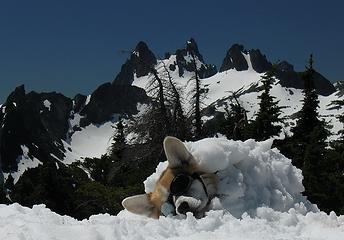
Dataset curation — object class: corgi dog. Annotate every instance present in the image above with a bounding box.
[122,136,218,218]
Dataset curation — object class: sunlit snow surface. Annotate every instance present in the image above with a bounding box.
[0,203,344,240]
[63,120,117,164]
[145,137,316,218]
[1,137,344,239]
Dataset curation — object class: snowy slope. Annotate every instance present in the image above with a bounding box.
[132,53,344,140]
[58,50,342,166]
[1,137,344,240]
[63,120,118,164]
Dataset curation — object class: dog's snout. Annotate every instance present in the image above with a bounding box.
[177,202,190,215]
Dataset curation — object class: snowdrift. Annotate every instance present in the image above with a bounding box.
[145,137,316,217]
[1,137,344,240]
[1,202,344,239]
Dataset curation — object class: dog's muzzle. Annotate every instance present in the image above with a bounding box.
[165,172,210,216]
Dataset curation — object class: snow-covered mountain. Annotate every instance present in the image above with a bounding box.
[0,39,341,189]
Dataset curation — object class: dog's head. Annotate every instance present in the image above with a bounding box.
[122,136,218,218]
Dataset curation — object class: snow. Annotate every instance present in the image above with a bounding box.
[3,145,42,184]
[1,137,344,239]
[0,203,343,240]
[62,120,116,164]
[144,137,316,218]
[43,99,51,111]
[85,95,91,106]
[132,53,344,140]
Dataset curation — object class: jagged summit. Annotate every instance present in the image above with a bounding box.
[218,43,335,96]
[219,44,271,73]
[113,41,157,85]
[171,38,217,79]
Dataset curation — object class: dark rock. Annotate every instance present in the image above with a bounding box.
[173,38,217,78]
[220,44,248,72]
[80,82,149,126]
[114,41,157,85]
[249,49,272,73]
[0,86,73,172]
[113,60,135,85]
[276,61,336,96]
[5,85,26,106]
[73,94,87,113]
[169,64,176,71]
[132,41,157,78]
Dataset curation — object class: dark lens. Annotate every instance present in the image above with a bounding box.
[170,174,192,195]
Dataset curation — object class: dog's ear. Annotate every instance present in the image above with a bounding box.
[163,136,196,168]
[122,194,157,217]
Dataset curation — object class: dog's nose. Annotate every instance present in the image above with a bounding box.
[177,202,190,215]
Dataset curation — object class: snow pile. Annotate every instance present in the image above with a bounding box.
[1,203,344,240]
[144,137,316,217]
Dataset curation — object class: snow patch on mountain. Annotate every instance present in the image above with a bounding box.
[43,99,51,111]
[62,119,117,164]
[3,145,42,184]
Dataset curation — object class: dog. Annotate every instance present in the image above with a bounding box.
[122,136,218,218]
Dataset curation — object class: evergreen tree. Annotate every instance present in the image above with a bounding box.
[250,67,283,141]
[287,54,330,168]
[292,54,322,141]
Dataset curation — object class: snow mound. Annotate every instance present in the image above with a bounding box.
[1,203,344,240]
[144,137,317,217]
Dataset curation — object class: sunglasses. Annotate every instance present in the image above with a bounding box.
[170,173,194,196]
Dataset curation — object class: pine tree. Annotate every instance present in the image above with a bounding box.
[110,116,126,158]
[287,54,330,168]
[250,67,283,141]
[292,54,322,141]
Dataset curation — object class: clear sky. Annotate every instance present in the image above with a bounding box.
[1,0,343,103]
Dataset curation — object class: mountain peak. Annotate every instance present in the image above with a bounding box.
[220,44,271,73]
[114,41,157,85]
[171,38,217,78]
[5,84,26,106]
[219,43,249,72]
[186,38,204,62]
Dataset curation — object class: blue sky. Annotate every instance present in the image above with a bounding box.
[1,0,343,103]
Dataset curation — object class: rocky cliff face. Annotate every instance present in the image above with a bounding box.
[0,82,149,173]
[80,82,149,127]
[172,38,217,79]
[220,44,249,72]
[219,44,335,96]
[275,61,335,96]
[114,41,157,85]
[0,85,73,172]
